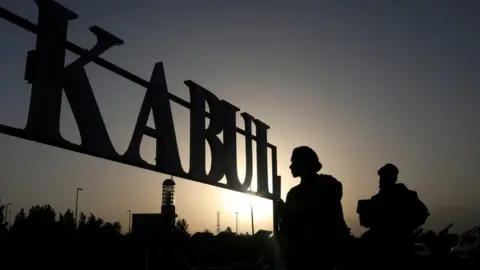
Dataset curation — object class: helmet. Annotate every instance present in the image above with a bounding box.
[378,163,399,177]
[291,146,322,173]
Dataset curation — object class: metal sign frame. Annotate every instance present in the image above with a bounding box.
[0,0,281,215]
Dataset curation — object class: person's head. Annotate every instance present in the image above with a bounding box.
[378,163,399,189]
[289,146,322,178]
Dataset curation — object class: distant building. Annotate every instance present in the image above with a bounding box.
[131,178,177,243]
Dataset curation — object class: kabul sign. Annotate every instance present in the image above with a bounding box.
[0,0,281,201]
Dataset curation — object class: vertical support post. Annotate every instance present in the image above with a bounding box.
[273,184,282,236]
[271,146,281,236]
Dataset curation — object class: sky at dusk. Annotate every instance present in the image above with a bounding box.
[1,0,480,235]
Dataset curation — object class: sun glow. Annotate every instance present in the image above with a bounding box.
[221,188,272,220]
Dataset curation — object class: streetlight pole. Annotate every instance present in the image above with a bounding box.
[234,212,239,234]
[5,203,12,226]
[248,186,255,235]
[74,188,83,225]
[250,204,255,235]
[126,209,132,233]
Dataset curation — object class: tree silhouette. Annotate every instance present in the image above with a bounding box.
[26,204,56,229]
[0,202,366,269]
[78,212,87,227]
[11,208,26,233]
[58,209,75,225]
[58,209,76,236]
[87,213,104,228]
[175,218,189,235]
[112,221,122,232]
[0,204,7,237]
[101,221,122,235]
[0,204,5,224]
[0,203,134,269]
[17,205,57,238]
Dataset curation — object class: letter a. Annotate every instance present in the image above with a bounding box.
[124,63,184,175]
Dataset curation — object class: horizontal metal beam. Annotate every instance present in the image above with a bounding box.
[0,123,278,200]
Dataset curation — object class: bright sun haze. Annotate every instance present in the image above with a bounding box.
[221,189,272,219]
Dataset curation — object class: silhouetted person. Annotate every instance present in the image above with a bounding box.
[357,163,429,270]
[279,146,350,270]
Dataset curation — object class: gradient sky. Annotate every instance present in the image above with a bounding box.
[1,0,480,235]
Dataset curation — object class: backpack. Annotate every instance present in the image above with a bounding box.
[404,189,429,231]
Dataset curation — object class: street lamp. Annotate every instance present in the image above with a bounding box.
[250,203,255,235]
[249,186,255,235]
[74,188,83,225]
[5,203,12,226]
[126,209,132,233]
[234,212,239,234]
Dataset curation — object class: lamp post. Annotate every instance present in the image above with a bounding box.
[249,186,255,235]
[234,212,239,234]
[5,203,12,226]
[250,204,255,235]
[126,209,132,233]
[74,188,83,225]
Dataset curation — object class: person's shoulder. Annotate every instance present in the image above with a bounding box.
[318,174,342,187]
[286,183,302,199]
[319,173,339,180]
[289,182,303,191]
[394,183,418,197]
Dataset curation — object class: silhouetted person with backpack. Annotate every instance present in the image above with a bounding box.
[357,163,429,270]
[279,146,350,270]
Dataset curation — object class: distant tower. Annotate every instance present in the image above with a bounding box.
[161,177,177,230]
